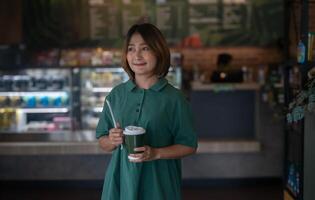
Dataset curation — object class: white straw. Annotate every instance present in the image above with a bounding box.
[106,99,123,149]
[106,99,117,129]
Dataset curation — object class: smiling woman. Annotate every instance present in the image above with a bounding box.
[96,23,198,200]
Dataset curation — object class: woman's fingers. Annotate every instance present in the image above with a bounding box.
[109,128,123,146]
[134,147,145,152]
[111,135,123,143]
[110,127,123,135]
[129,146,154,162]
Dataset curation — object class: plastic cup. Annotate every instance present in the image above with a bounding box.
[123,126,146,160]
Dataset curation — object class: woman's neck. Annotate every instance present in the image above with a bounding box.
[135,75,159,89]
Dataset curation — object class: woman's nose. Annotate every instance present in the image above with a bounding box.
[135,49,142,58]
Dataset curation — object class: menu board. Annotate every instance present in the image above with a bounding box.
[121,0,147,35]
[188,0,220,46]
[23,0,284,48]
[89,0,283,47]
[154,1,188,45]
[89,0,122,46]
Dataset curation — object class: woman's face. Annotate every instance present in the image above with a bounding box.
[127,33,157,78]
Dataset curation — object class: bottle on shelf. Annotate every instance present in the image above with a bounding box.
[258,65,265,85]
[297,40,306,64]
[0,108,16,131]
[291,66,301,95]
[242,66,248,82]
[193,64,200,82]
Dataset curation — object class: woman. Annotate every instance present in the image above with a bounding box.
[96,23,198,200]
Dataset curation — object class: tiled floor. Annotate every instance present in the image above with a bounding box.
[0,180,282,200]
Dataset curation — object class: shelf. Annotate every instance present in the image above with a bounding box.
[0,130,73,135]
[80,106,103,112]
[80,106,104,112]
[92,107,103,112]
[0,91,69,97]
[91,87,112,93]
[0,64,123,70]
[274,83,284,88]
[79,65,124,70]
[16,107,69,113]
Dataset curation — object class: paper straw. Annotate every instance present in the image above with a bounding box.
[106,99,117,128]
[106,99,123,149]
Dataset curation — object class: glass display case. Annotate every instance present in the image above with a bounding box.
[80,67,129,130]
[0,68,72,133]
[0,49,183,133]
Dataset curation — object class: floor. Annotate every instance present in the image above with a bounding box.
[0,180,283,200]
[182,184,282,200]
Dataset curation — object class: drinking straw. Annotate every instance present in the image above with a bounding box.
[106,99,123,149]
[106,99,117,128]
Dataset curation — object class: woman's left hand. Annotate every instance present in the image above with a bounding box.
[129,145,159,162]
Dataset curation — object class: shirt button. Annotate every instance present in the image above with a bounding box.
[137,103,141,106]
[136,109,139,112]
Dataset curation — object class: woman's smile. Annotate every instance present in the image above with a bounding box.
[132,61,146,66]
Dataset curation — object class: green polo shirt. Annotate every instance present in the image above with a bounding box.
[96,77,198,200]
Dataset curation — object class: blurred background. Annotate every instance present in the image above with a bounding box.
[0,0,315,200]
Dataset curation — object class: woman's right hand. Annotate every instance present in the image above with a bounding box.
[108,123,123,147]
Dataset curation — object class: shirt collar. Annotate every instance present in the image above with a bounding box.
[126,78,168,92]
[126,79,136,91]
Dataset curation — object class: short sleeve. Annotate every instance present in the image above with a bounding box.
[95,95,114,139]
[172,94,198,148]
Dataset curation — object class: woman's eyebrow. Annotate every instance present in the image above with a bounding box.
[128,43,148,46]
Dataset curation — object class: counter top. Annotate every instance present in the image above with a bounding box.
[0,131,96,142]
[0,132,260,155]
[191,81,260,91]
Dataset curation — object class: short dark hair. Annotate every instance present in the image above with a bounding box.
[121,23,170,80]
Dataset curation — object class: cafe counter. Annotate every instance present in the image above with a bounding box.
[190,81,260,139]
[0,130,261,181]
[0,131,260,155]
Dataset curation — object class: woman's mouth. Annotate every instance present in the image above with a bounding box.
[133,62,146,66]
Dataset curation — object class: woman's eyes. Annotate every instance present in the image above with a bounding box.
[142,46,150,51]
[127,46,150,52]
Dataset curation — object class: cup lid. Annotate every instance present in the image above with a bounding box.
[123,126,145,135]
